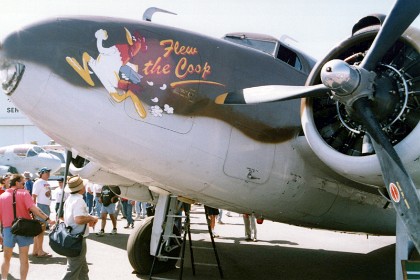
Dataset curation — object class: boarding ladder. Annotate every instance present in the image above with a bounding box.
[149,196,224,280]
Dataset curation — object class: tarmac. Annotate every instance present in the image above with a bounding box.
[0,204,396,280]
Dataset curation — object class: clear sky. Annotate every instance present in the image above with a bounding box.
[0,0,419,60]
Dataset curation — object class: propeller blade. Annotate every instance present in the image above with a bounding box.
[353,98,420,250]
[215,84,328,105]
[360,0,420,71]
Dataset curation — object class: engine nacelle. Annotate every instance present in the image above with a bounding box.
[301,21,420,187]
[69,158,154,202]
[69,160,133,185]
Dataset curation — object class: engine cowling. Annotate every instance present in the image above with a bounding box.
[69,155,154,201]
[301,17,420,187]
[69,156,133,185]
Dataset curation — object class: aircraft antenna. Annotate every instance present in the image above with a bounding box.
[142,7,177,22]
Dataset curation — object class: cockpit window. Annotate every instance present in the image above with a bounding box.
[277,45,302,71]
[33,146,46,154]
[223,33,303,71]
[27,149,37,157]
[224,35,278,56]
[26,146,46,157]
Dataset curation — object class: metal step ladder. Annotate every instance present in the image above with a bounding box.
[149,198,223,280]
[187,206,224,279]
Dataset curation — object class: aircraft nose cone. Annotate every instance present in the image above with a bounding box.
[0,37,26,96]
[0,60,25,96]
[40,153,63,174]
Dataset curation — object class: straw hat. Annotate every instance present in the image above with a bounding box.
[65,175,85,193]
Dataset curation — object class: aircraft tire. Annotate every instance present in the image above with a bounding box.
[127,216,180,275]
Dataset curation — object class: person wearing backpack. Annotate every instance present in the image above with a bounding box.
[95,185,118,236]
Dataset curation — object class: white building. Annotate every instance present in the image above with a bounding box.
[0,94,51,146]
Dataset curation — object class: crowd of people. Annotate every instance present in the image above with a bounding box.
[0,169,152,280]
[0,169,259,279]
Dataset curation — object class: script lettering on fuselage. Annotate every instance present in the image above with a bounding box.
[143,39,215,83]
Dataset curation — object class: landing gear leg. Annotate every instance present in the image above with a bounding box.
[127,194,181,275]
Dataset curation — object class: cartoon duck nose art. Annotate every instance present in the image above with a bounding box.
[66,27,148,118]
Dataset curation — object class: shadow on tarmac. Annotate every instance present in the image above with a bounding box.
[146,239,394,280]
[29,254,67,265]
[3,207,393,280]
[87,232,130,250]
[133,207,395,280]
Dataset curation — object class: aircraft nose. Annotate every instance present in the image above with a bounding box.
[39,152,62,174]
[0,34,26,97]
[0,60,26,96]
[1,24,56,116]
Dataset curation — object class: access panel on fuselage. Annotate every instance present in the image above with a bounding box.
[223,128,275,183]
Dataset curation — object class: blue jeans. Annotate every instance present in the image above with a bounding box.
[125,202,133,225]
[140,202,150,217]
[121,200,128,218]
[135,201,141,216]
[93,196,102,217]
[85,193,93,214]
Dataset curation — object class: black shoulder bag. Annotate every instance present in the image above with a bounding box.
[11,189,43,237]
[49,221,86,257]
[48,173,86,257]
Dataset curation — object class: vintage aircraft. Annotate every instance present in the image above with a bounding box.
[0,144,62,176]
[0,0,419,278]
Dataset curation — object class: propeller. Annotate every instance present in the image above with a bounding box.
[360,0,420,71]
[216,0,420,249]
[215,84,328,105]
[353,98,420,250]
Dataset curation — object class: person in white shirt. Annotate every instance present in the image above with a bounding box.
[31,167,53,257]
[55,178,69,218]
[62,176,98,280]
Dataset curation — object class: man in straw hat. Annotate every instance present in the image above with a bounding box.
[62,176,98,280]
[62,175,98,280]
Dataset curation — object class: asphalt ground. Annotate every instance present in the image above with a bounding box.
[0,205,396,280]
